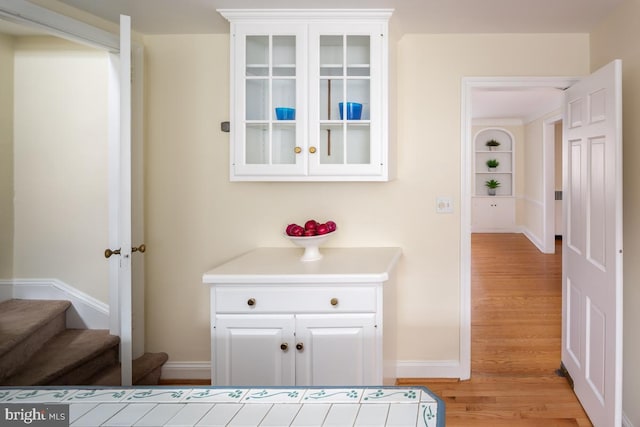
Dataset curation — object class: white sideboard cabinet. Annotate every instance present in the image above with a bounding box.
[203,247,401,386]
[219,9,393,181]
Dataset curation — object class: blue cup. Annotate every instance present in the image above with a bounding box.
[275,107,295,120]
[339,102,363,120]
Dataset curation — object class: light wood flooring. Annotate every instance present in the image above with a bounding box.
[400,233,592,426]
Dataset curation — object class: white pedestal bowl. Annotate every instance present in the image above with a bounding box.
[285,232,335,262]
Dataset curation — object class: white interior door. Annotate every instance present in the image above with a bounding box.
[562,59,623,427]
[107,14,133,386]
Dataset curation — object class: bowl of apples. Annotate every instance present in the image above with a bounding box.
[285,219,337,262]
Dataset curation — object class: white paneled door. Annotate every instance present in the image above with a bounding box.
[562,60,622,427]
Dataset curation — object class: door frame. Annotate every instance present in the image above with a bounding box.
[460,76,578,380]
[2,0,144,382]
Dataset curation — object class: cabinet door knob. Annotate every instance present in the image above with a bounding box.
[296,343,304,351]
[247,298,256,306]
[294,146,302,154]
[330,298,338,306]
[280,343,288,351]
[309,146,317,154]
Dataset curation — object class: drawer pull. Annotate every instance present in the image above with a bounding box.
[296,343,304,351]
[280,343,288,351]
[330,298,339,306]
[247,298,256,306]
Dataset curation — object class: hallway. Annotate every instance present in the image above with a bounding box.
[401,233,592,426]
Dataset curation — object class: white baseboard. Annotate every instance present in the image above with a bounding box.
[395,360,463,379]
[0,278,109,329]
[159,360,464,382]
[161,362,211,380]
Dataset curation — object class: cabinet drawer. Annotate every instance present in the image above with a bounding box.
[214,286,377,313]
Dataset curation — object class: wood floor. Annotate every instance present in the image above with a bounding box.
[399,233,592,426]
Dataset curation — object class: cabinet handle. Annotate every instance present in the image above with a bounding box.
[280,343,288,351]
[296,343,304,351]
[309,146,317,154]
[247,298,256,306]
[330,298,338,306]
[294,146,302,154]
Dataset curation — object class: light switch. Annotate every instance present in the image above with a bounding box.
[436,197,453,213]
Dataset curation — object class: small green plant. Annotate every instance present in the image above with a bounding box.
[485,139,501,149]
[485,179,500,195]
[485,179,500,189]
[486,159,499,168]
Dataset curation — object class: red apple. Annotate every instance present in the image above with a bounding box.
[316,223,329,235]
[303,228,316,236]
[304,219,318,231]
[286,224,304,236]
[326,221,337,232]
[285,223,299,236]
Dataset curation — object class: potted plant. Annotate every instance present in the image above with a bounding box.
[486,159,499,171]
[485,139,500,151]
[485,179,500,196]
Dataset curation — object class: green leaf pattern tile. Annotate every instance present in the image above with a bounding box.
[0,386,443,426]
[362,388,419,402]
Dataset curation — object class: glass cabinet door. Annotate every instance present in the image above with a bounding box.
[318,35,370,165]
[310,25,383,177]
[239,31,304,174]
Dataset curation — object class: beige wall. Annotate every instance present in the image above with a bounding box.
[0,34,14,278]
[12,37,110,302]
[143,33,589,367]
[590,0,640,424]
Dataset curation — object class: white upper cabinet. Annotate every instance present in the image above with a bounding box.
[219,10,392,181]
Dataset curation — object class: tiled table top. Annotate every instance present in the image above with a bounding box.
[0,386,444,427]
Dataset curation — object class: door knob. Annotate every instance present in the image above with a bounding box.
[105,244,146,258]
[309,146,317,154]
[280,343,289,351]
[294,146,302,154]
[330,298,339,306]
[296,343,304,351]
[247,298,256,306]
[132,244,146,253]
[104,248,121,258]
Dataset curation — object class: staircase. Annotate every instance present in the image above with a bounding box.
[0,299,168,386]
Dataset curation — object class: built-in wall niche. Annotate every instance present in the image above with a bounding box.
[473,128,514,197]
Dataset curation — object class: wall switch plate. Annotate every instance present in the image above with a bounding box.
[436,197,453,213]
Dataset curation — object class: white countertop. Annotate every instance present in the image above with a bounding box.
[203,247,402,284]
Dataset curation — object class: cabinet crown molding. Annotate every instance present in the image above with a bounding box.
[218,9,393,23]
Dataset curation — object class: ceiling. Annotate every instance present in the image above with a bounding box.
[3,0,619,121]
[53,0,621,35]
[471,87,565,122]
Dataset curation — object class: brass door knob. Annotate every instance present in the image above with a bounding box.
[280,343,289,351]
[330,298,339,306]
[247,298,256,306]
[296,343,304,351]
[309,146,317,154]
[294,146,302,154]
[104,248,121,258]
[132,244,146,253]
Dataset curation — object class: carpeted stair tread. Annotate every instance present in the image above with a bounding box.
[89,352,169,386]
[4,329,120,386]
[0,299,71,357]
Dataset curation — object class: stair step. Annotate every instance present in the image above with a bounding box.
[89,352,169,386]
[2,329,120,386]
[0,299,71,381]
